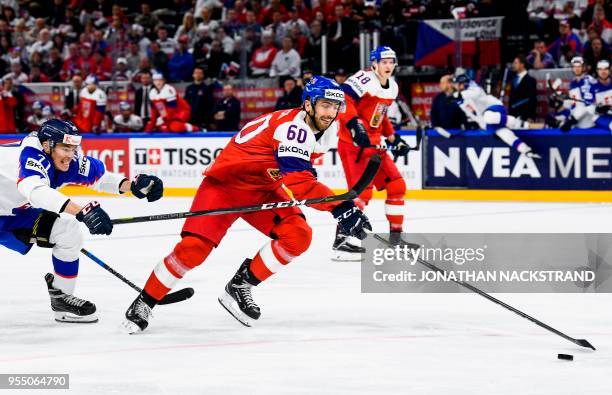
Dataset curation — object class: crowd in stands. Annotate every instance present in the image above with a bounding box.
[0,0,608,133]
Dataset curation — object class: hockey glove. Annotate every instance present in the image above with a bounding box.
[559,116,577,133]
[346,116,371,148]
[596,104,611,115]
[76,201,113,235]
[131,174,164,202]
[388,133,409,157]
[332,200,372,240]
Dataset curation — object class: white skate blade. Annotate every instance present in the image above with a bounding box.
[120,319,144,335]
[331,249,364,262]
[54,311,98,323]
[218,291,254,327]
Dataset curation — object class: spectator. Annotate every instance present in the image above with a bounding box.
[89,49,112,81]
[73,75,107,133]
[224,9,243,37]
[216,27,235,55]
[589,4,612,44]
[28,28,53,58]
[243,10,262,37]
[26,100,46,129]
[106,15,129,59]
[60,43,85,81]
[148,41,169,78]
[508,55,538,122]
[125,41,142,71]
[64,74,83,113]
[548,19,582,62]
[91,29,109,54]
[270,36,301,78]
[156,26,178,58]
[184,66,214,129]
[583,37,611,72]
[46,47,63,81]
[274,77,303,110]
[4,62,28,85]
[430,74,468,130]
[268,11,289,46]
[288,25,307,56]
[293,0,313,24]
[0,77,18,133]
[168,35,195,82]
[112,57,132,81]
[175,12,197,45]
[130,24,151,57]
[328,4,358,70]
[526,40,556,69]
[250,31,277,76]
[134,69,153,126]
[197,7,220,33]
[28,65,49,82]
[135,3,160,35]
[113,101,144,132]
[304,20,323,73]
[212,83,241,131]
[262,0,287,26]
[206,39,231,78]
[193,25,213,69]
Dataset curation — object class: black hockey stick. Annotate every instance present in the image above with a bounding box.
[372,234,596,351]
[111,154,382,225]
[369,125,424,152]
[80,248,195,305]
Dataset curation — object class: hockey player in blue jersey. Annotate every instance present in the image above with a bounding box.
[560,56,599,132]
[593,59,612,132]
[450,74,541,159]
[0,119,163,323]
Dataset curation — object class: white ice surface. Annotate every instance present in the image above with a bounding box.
[1,197,611,395]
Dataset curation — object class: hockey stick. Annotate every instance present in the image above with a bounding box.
[80,248,195,305]
[111,154,382,225]
[369,125,423,151]
[372,234,596,350]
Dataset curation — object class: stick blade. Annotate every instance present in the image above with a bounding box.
[349,154,381,196]
[158,287,195,305]
[575,338,596,350]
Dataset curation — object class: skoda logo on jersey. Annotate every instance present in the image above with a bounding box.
[278,145,311,158]
[324,90,344,101]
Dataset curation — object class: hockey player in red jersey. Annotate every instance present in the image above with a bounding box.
[333,45,409,260]
[122,76,371,333]
[144,72,199,132]
[73,75,107,133]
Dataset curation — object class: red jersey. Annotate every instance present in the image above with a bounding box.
[73,87,106,132]
[205,108,340,211]
[338,70,398,145]
[145,84,191,131]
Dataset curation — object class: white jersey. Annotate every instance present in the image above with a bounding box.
[113,114,144,132]
[456,82,503,129]
[0,134,125,216]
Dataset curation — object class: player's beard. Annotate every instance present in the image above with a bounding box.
[313,111,338,132]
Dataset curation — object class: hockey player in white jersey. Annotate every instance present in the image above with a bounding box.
[451,74,541,159]
[0,119,163,323]
[593,60,612,132]
[113,101,144,132]
[559,56,600,131]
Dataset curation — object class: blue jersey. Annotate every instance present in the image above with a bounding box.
[0,134,126,216]
[594,79,612,107]
[568,75,598,105]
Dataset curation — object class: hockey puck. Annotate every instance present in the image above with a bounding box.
[558,354,574,361]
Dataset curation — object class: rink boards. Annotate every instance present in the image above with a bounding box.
[0,129,610,202]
